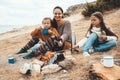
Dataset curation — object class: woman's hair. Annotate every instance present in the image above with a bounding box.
[42,17,52,25]
[53,6,63,14]
[86,11,118,39]
[52,6,63,29]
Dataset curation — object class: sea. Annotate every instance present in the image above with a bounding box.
[0,0,96,34]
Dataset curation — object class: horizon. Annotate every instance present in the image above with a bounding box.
[0,0,96,25]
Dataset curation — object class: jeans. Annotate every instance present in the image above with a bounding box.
[31,44,40,51]
[82,33,117,53]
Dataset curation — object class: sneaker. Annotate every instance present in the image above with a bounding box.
[83,52,90,57]
[23,51,35,59]
[72,49,79,54]
[89,48,94,53]
[16,48,27,54]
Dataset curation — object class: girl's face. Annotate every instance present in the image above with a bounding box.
[91,15,101,27]
[42,19,51,29]
[53,8,63,21]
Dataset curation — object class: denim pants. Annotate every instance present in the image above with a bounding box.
[82,33,117,53]
[31,44,40,51]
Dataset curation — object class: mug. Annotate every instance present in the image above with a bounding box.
[42,29,49,35]
[32,64,41,73]
[101,56,114,68]
[8,57,16,64]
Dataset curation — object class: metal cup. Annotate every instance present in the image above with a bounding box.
[8,57,16,64]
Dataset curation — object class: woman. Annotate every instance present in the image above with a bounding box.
[52,6,72,49]
[23,6,72,59]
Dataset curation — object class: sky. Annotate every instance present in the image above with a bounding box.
[0,0,96,25]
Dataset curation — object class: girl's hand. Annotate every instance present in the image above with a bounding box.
[48,30,52,34]
[73,45,79,49]
[100,35,107,40]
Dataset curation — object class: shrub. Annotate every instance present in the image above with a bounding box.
[82,0,120,17]
[82,2,103,17]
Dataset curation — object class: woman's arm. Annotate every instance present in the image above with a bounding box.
[106,36,117,41]
[60,21,71,42]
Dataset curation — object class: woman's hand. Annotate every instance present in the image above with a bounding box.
[57,40,63,47]
[100,35,107,40]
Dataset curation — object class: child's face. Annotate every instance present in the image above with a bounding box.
[91,16,101,27]
[42,19,51,29]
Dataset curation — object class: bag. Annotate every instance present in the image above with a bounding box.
[54,53,65,63]
[20,63,32,74]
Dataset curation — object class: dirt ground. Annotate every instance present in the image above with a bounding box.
[0,9,120,80]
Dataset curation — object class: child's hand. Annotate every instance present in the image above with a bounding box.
[39,39,44,44]
[100,35,107,40]
[48,30,52,34]
[34,50,39,55]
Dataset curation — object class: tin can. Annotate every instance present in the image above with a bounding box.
[8,57,16,64]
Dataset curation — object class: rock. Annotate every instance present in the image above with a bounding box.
[32,59,44,66]
[41,64,61,74]
[89,63,120,80]
[58,59,74,70]
[65,55,77,64]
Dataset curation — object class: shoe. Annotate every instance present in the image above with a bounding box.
[23,51,35,59]
[89,48,94,53]
[16,48,27,54]
[72,49,79,54]
[83,52,90,57]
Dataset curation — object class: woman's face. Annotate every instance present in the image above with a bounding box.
[53,8,63,21]
[91,15,101,27]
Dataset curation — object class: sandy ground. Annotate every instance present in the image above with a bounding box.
[0,9,120,80]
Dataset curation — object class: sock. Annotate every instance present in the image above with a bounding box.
[35,43,48,55]
[23,38,39,50]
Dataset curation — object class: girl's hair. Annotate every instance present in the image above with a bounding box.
[86,11,118,39]
[52,6,64,29]
[42,17,52,25]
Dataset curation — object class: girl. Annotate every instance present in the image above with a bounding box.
[74,12,118,56]
[16,17,60,55]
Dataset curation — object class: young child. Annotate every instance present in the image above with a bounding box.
[74,12,118,56]
[16,17,60,55]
